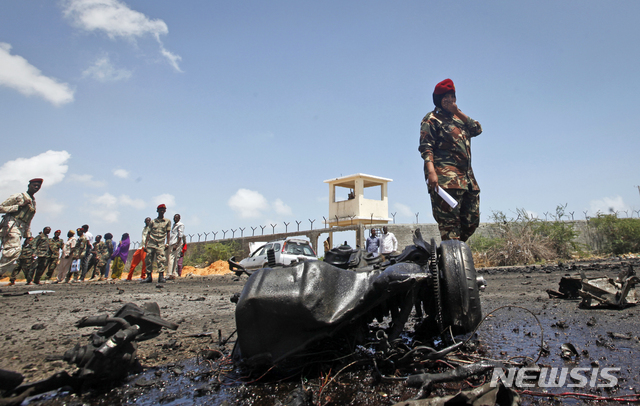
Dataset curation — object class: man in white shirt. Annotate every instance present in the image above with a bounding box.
[380,226,398,261]
[166,214,186,280]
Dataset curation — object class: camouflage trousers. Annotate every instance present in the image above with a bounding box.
[10,258,34,283]
[430,187,480,242]
[0,219,25,277]
[32,257,50,284]
[45,257,59,280]
[144,246,166,276]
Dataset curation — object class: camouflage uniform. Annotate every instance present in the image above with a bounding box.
[0,192,36,277]
[95,240,110,278]
[9,240,35,284]
[66,235,87,282]
[31,233,51,284]
[45,236,63,280]
[144,218,171,277]
[419,107,482,241]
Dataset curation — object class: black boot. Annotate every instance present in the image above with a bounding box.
[140,273,153,283]
[158,272,166,283]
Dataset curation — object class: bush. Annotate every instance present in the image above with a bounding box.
[184,241,242,267]
[589,214,640,255]
[481,209,557,266]
[531,204,579,259]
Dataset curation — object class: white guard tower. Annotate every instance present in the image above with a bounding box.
[324,173,392,227]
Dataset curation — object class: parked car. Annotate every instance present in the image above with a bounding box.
[237,238,317,270]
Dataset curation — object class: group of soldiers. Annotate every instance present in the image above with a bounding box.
[0,178,117,284]
[1,178,186,286]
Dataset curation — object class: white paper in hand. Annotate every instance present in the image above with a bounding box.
[428,180,458,209]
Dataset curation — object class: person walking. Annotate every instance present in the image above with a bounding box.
[44,230,63,282]
[166,214,185,280]
[8,237,34,285]
[110,233,130,280]
[0,178,42,278]
[55,230,76,283]
[419,78,482,242]
[141,204,171,284]
[126,217,151,281]
[102,233,115,279]
[66,228,86,283]
[31,227,52,285]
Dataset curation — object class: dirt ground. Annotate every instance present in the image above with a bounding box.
[1,257,639,405]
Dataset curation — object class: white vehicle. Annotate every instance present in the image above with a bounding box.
[238,238,317,270]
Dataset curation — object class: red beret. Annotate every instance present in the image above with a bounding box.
[157,204,166,210]
[433,79,455,95]
[29,178,43,184]
[55,230,61,233]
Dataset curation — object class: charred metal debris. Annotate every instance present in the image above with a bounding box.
[0,302,177,405]
[226,230,523,402]
[547,264,639,308]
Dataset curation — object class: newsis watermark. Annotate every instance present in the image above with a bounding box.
[490,367,620,389]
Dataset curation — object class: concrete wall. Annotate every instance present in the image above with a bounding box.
[176,219,599,265]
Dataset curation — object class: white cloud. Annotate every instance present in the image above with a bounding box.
[0,151,70,198]
[120,195,145,209]
[228,189,269,218]
[37,198,65,216]
[393,202,414,218]
[589,196,630,216]
[112,168,130,178]
[63,0,182,72]
[273,198,293,216]
[86,192,146,223]
[0,43,74,106]
[83,55,132,82]
[153,193,176,209]
[69,173,106,188]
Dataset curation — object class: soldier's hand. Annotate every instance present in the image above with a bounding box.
[427,172,439,193]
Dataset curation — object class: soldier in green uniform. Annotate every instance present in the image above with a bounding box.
[65,228,87,283]
[44,230,64,281]
[142,204,171,284]
[31,227,51,285]
[0,178,42,278]
[8,237,35,285]
[419,79,482,242]
[95,235,111,281]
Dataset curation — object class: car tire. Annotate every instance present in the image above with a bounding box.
[437,240,482,335]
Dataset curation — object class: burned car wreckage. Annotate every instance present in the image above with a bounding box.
[229,229,487,368]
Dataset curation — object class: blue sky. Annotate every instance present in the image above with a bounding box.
[1,1,639,246]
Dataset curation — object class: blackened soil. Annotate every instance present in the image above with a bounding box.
[1,258,639,405]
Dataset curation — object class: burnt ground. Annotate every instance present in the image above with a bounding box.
[0,258,639,405]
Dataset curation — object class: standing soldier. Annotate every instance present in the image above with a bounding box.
[87,235,103,281]
[95,235,111,281]
[419,79,482,242]
[0,178,42,278]
[8,237,35,285]
[141,204,171,284]
[44,230,64,282]
[31,226,52,285]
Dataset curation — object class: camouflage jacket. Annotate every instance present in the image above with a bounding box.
[48,237,64,259]
[32,233,50,257]
[0,192,36,235]
[146,218,171,249]
[419,107,482,191]
[73,235,87,260]
[19,242,35,261]
[96,241,110,266]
